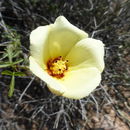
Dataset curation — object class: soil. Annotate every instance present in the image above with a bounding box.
[0,0,130,130]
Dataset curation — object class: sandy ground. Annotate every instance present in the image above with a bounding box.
[0,0,130,129]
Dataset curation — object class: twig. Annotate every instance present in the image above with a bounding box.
[0,12,8,33]
[91,29,105,38]
[79,100,87,120]
[63,115,69,130]
[53,99,64,129]
[90,94,99,117]
[13,77,35,112]
[31,105,50,119]
[18,77,35,103]
[100,84,114,104]
[34,14,51,24]
[84,0,93,11]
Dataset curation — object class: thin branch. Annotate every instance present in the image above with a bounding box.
[53,100,64,129]
[90,94,99,117]
[13,77,35,112]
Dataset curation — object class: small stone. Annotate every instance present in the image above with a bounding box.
[122,91,130,98]
[104,106,111,114]
[20,124,25,129]
[109,89,115,96]
[91,116,99,123]
[118,102,124,109]
[110,109,116,117]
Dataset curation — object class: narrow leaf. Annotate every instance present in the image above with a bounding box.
[1,70,13,76]
[0,63,12,68]
[14,72,26,76]
[12,59,23,65]
[8,73,15,97]
[0,59,23,68]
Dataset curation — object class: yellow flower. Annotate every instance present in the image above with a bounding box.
[29,16,104,99]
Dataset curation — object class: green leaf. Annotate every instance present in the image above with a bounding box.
[13,50,22,58]
[14,72,26,76]
[0,53,8,60]
[0,62,12,68]
[2,70,26,77]
[12,59,23,65]
[8,73,15,97]
[0,59,23,68]
[6,44,13,63]
[1,70,13,76]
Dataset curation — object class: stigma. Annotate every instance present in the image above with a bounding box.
[47,56,68,78]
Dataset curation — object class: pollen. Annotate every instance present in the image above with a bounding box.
[47,56,68,78]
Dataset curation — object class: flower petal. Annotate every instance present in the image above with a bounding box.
[30,25,51,68]
[29,56,66,95]
[65,38,105,72]
[48,16,88,58]
[30,16,88,67]
[60,67,101,99]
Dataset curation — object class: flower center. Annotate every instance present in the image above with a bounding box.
[47,56,68,78]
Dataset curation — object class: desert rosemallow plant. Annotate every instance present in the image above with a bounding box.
[29,16,105,99]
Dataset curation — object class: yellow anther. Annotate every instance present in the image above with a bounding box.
[47,56,68,78]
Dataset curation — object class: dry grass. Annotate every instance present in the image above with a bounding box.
[0,0,130,129]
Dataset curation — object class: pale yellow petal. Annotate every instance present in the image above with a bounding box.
[66,38,105,72]
[29,56,66,95]
[48,16,88,58]
[60,67,101,99]
[30,16,88,67]
[30,25,51,68]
